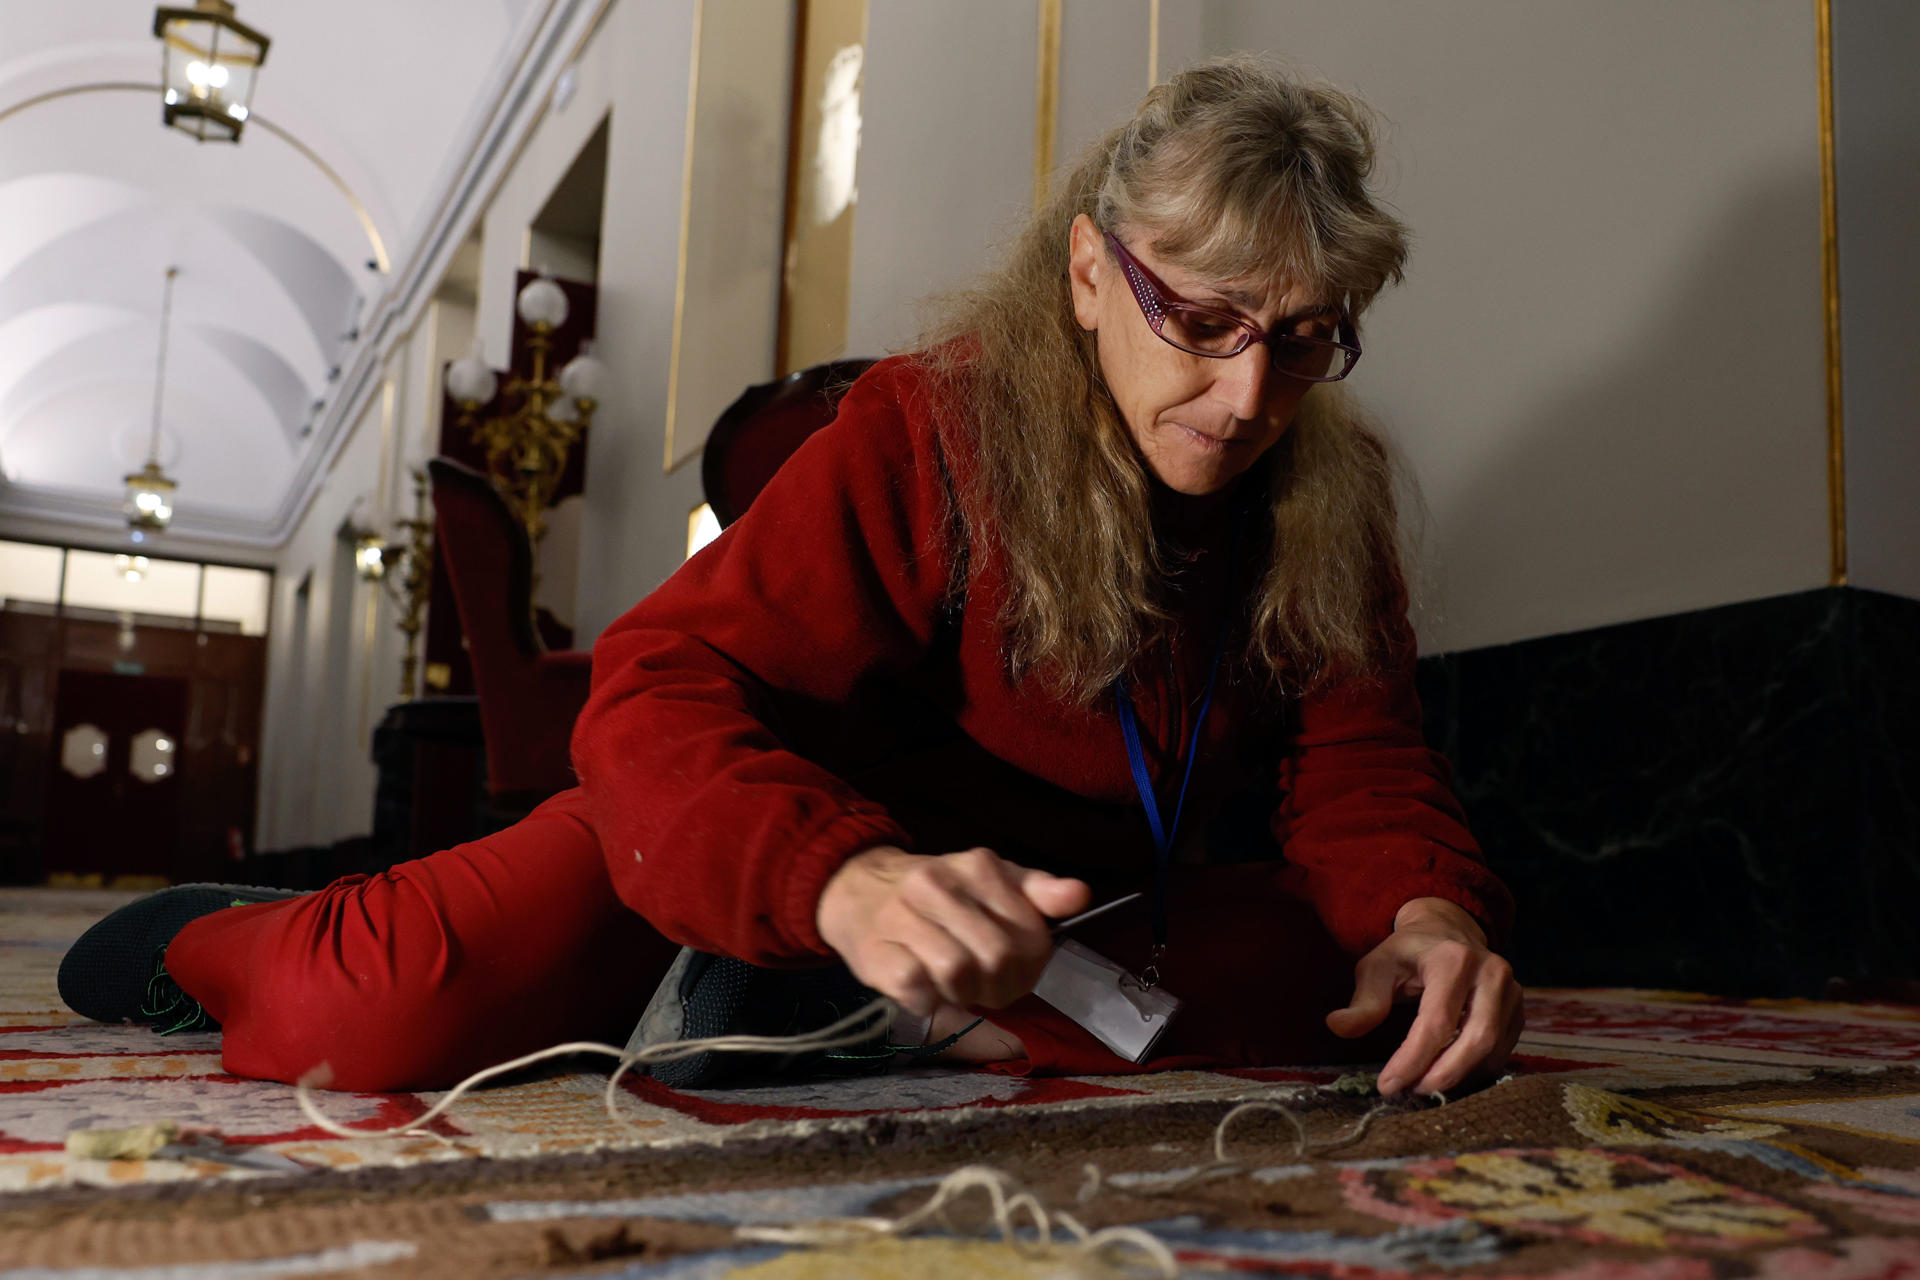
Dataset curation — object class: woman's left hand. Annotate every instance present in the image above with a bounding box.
[1324,897,1524,1097]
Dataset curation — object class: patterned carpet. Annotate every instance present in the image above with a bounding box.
[3,889,1918,1277]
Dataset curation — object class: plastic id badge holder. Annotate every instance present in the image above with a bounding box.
[1032,938,1180,1063]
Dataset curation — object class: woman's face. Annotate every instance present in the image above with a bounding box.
[1066,213,1320,497]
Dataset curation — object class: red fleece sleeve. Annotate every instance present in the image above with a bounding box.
[1271,610,1514,957]
[570,361,957,964]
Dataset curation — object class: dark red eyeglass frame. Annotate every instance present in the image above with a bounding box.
[1102,230,1362,382]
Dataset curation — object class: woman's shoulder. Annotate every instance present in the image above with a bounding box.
[746,352,974,541]
[839,349,970,418]
[819,350,979,471]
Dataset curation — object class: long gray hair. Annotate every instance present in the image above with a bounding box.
[918,54,1413,703]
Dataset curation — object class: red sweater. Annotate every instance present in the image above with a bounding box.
[572,357,1512,967]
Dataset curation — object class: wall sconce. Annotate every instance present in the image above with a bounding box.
[153,0,270,143]
[352,532,388,581]
[353,472,435,698]
[443,277,608,550]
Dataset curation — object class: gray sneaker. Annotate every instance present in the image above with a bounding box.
[628,948,891,1088]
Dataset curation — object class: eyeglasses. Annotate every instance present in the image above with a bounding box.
[1103,231,1362,383]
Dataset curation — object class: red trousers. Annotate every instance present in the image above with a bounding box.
[169,788,1402,1091]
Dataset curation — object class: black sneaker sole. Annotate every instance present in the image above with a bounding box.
[56,883,303,1026]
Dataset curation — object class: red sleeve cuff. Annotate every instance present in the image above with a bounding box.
[758,809,915,963]
[1316,862,1515,958]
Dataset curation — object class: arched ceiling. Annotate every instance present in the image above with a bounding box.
[0,0,537,541]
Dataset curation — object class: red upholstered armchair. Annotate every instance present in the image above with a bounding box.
[426,457,591,804]
[702,359,876,526]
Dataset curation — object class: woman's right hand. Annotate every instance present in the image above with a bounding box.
[816,845,1092,1017]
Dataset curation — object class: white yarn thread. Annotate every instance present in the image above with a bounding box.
[292,998,893,1139]
[292,995,1420,1279]
[739,1164,1179,1278]
[1076,1088,1398,1202]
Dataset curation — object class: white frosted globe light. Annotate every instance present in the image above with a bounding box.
[546,394,579,425]
[559,342,608,405]
[445,342,498,405]
[516,276,569,330]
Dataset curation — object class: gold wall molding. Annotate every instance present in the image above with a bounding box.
[0,81,390,272]
[662,0,706,471]
[1148,0,1161,87]
[775,0,869,377]
[663,0,798,470]
[1815,0,1845,586]
[250,115,390,272]
[1033,0,1063,206]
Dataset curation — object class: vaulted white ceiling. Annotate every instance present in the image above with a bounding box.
[0,0,536,540]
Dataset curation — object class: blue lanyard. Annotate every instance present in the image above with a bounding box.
[1114,516,1242,961]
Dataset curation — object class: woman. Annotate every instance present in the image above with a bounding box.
[60,55,1521,1098]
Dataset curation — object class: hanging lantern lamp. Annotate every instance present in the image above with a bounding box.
[126,267,182,534]
[153,0,270,143]
[124,461,177,533]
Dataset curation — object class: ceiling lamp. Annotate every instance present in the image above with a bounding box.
[126,267,182,534]
[153,0,270,143]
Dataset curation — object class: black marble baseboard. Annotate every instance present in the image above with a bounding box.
[1416,586,1919,997]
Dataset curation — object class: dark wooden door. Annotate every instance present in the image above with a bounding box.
[42,670,189,879]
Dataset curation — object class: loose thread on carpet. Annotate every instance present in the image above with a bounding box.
[292,998,893,1139]
[292,997,1423,1278]
[1075,1089,1401,1202]
[739,1165,1179,1279]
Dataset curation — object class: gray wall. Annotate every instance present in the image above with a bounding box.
[842,0,1908,638]
[846,2,1041,357]
[1834,0,1920,602]
[1200,0,1832,651]
[845,1,1206,360]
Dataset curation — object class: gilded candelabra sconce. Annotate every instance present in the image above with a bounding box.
[354,469,436,698]
[442,276,607,550]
